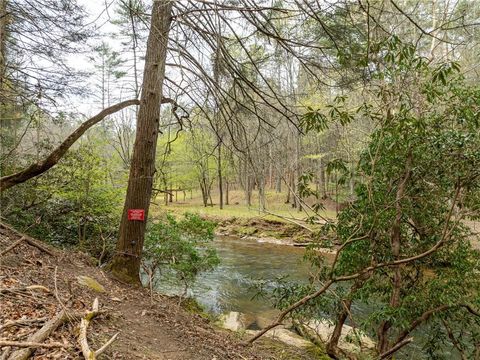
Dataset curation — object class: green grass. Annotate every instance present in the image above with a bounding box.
[150,189,336,222]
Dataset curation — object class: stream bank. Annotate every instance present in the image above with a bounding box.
[214,216,317,246]
[0,225,317,360]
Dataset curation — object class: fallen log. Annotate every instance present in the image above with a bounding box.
[0,222,55,256]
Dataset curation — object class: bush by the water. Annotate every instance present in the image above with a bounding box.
[142,213,220,296]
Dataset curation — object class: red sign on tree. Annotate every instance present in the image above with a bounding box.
[128,209,145,221]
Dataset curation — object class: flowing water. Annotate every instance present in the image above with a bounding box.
[154,236,456,359]
[155,236,312,319]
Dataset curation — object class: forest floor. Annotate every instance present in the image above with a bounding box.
[0,223,318,360]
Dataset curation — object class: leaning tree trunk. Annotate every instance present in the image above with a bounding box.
[109,0,173,283]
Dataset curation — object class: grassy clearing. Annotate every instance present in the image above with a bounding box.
[150,189,336,222]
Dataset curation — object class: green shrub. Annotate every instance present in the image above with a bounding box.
[142,212,220,297]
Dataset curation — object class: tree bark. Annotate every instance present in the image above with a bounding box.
[377,151,413,353]
[225,181,229,205]
[326,276,368,357]
[258,174,266,212]
[0,0,6,97]
[0,99,139,192]
[109,0,173,283]
[217,142,223,209]
[319,158,327,199]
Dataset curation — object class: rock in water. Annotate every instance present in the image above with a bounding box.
[305,319,375,352]
[244,328,311,348]
[219,312,243,331]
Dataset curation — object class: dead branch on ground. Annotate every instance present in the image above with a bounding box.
[0,318,47,332]
[0,340,67,349]
[78,298,119,359]
[8,310,70,360]
[0,223,55,256]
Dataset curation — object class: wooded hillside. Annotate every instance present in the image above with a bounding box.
[1,1,479,359]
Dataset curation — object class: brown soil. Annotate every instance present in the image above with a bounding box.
[0,224,315,360]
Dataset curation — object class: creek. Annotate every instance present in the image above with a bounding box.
[154,236,454,359]
[155,236,311,321]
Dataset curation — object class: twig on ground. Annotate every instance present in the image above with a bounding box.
[0,237,26,257]
[0,318,48,332]
[0,285,50,296]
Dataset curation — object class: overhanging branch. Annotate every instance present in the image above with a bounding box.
[0,99,140,192]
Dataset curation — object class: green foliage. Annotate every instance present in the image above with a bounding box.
[335,46,480,356]
[142,212,220,295]
[1,137,124,260]
[268,39,480,358]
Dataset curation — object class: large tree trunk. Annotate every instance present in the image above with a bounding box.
[109,0,173,283]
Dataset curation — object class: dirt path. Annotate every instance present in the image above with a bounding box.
[0,224,314,360]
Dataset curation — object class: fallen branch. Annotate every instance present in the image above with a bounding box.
[0,318,47,332]
[0,222,55,256]
[78,298,118,359]
[0,237,25,257]
[0,285,50,296]
[8,310,70,360]
[0,340,67,349]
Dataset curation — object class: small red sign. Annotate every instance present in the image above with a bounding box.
[128,209,145,221]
